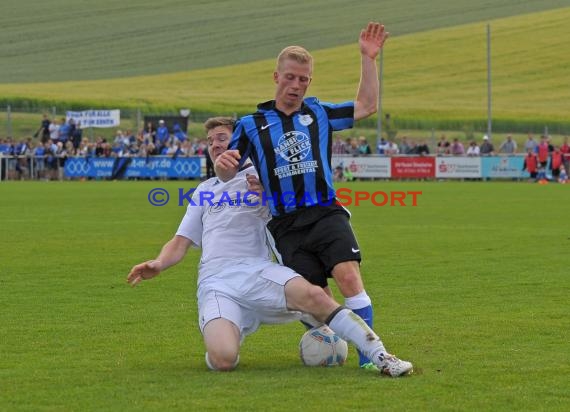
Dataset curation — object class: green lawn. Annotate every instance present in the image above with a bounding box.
[1,180,568,411]
[2,6,569,132]
[1,0,566,83]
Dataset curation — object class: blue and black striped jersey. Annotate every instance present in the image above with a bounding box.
[229,97,354,217]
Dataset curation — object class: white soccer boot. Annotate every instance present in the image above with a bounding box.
[377,353,413,377]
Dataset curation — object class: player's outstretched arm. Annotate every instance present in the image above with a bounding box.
[214,150,241,182]
[354,22,389,121]
[127,235,193,287]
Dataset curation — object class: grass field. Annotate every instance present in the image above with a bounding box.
[2,0,566,83]
[1,181,569,411]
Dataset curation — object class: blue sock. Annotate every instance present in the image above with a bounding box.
[352,305,374,366]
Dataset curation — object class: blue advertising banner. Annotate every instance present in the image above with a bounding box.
[64,156,202,178]
[481,156,527,178]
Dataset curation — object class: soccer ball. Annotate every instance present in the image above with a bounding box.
[299,325,348,366]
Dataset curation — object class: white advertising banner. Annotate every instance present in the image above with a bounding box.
[66,110,121,128]
[332,156,391,178]
[436,157,481,178]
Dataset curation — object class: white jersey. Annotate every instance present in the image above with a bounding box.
[176,166,273,280]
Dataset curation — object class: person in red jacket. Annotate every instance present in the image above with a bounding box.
[550,147,564,180]
[535,136,551,182]
[523,148,538,181]
[561,136,569,172]
[535,136,550,167]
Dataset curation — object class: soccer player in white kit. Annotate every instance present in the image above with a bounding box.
[127,117,412,376]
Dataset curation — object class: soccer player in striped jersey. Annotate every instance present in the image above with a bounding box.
[214,23,409,371]
[127,117,412,376]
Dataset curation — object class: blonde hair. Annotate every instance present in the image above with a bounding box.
[276,46,313,72]
[204,116,235,132]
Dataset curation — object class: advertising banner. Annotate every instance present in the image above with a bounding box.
[332,156,391,178]
[64,156,201,178]
[481,156,526,178]
[391,157,435,178]
[66,110,121,128]
[436,157,481,178]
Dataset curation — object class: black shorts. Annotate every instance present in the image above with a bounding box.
[267,203,361,288]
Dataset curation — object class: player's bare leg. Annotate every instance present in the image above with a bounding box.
[203,318,240,371]
[285,277,339,321]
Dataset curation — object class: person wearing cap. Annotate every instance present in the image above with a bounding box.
[156,120,170,153]
[479,135,494,156]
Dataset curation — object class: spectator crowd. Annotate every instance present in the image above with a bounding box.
[1,115,569,182]
[0,116,212,180]
[330,133,569,183]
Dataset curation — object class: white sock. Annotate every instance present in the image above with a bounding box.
[205,352,240,371]
[327,308,386,366]
[344,290,371,310]
[205,352,217,370]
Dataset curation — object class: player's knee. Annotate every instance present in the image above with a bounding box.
[334,271,363,295]
[205,350,239,371]
[214,357,238,372]
[332,262,363,292]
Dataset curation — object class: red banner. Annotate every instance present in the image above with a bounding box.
[391,157,435,178]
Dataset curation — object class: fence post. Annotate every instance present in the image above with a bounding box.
[376,48,384,149]
[30,154,35,180]
[136,108,141,134]
[486,23,492,140]
[7,105,12,137]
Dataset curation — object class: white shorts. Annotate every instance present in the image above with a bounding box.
[197,259,303,338]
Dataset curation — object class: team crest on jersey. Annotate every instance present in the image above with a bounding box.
[274,131,311,162]
[273,131,318,179]
[298,114,313,126]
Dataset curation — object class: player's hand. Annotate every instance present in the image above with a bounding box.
[246,173,263,194]
[214,150,241,171]
[359,22,389,59]
[127,260,161,287]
